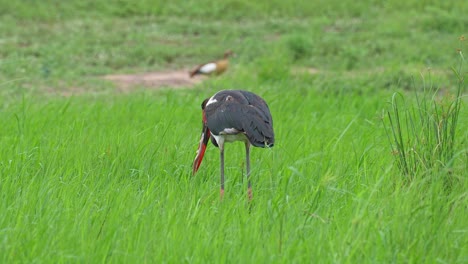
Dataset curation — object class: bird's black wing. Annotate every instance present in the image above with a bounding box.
[206,91,274,147]
[238,90,274,127]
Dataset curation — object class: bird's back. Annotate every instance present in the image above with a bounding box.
[204,90,274,148]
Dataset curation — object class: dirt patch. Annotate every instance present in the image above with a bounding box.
[291,67,321,75]
[103,70,204,92]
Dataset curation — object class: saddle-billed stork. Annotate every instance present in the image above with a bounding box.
[192,90,275,200]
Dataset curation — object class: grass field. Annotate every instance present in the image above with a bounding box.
[1,1,467,263]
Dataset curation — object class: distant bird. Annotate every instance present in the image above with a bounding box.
[189,50,233,78]
[192,90,275,200]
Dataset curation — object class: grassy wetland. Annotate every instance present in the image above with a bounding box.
[0,1,467,263]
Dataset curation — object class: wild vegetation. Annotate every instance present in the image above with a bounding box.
[0,1,467,262]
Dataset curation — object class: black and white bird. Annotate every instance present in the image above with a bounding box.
[192,90,275,200]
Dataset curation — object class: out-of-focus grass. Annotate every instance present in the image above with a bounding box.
[0,0,466,92]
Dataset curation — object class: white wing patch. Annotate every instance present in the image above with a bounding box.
[206,96,218,106]
[222,128,240,134]
[213,133,248,144]
[199,63,217,74]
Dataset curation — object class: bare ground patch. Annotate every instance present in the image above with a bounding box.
[103,70,204,92]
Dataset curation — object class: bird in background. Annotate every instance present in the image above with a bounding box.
[189,50,234,78]
[192,90,275,200]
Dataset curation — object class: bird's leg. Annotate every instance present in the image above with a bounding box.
[219,139,225,200]
[245,142,252,201]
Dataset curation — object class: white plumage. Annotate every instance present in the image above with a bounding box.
[198,63,217,74]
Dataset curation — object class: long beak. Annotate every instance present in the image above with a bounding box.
[192,124,210,175]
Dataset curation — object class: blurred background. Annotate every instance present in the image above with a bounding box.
[1,0,466,94]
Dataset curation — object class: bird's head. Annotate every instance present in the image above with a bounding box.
[223,50,234,59]
[192,98,211,175]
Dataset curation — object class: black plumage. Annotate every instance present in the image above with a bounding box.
[203,90,274,147]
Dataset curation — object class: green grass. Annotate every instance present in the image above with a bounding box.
[1,0,467,263]
[384,53,466,183]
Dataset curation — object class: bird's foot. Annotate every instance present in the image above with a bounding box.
[247,187,253,201]
[220,189,225,200]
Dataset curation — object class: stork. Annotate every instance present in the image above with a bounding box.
[192,90,275,200]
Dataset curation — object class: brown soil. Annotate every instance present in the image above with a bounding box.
[103,70,204,92]
[49,67,322,97]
